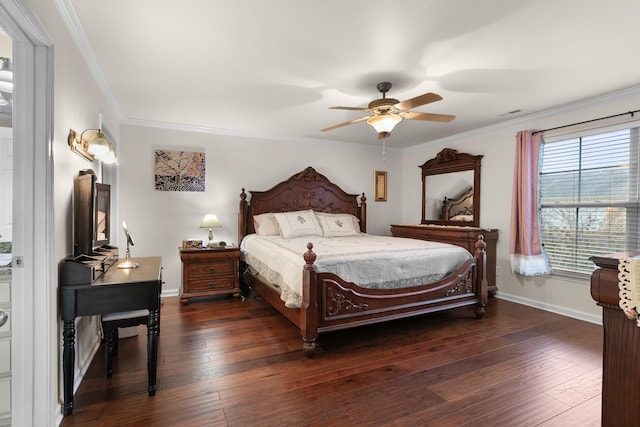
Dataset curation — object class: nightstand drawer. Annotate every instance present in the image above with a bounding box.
[180,249,240,263]
[188,276,234,292]
[180,247,241,304]
[187,261,235,277]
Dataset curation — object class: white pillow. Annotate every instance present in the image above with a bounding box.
[450,214,473,222]
[272,210,323,239]
[253,213,280,236]
[315,212,361,237]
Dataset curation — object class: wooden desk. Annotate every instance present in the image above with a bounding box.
[59,256,162,416]
[590,252,640,426]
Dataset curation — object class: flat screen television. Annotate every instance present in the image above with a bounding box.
[73,169,111,257]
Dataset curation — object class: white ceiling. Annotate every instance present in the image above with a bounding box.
[68,0,640,149]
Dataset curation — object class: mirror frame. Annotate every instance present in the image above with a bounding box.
[420,148,483,227]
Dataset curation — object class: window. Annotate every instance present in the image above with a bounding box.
[539,126,640,274]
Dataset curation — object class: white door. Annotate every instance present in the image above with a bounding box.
[0,127,11,242]
[0,274,10,426]
[0,42,11,427]
[0,2,53,424]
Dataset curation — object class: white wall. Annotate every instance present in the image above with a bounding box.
[402,88,640,323]
[27,0,122,420]
[119,124,404,296]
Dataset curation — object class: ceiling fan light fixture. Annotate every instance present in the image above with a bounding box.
[367,113,401,138]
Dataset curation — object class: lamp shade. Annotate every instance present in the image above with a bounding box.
[367,114,402,138]
[200,214,221,229]
[71,129,118,164]
[86,131,118,164]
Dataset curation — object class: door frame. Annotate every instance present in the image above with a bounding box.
[0,1,54,425]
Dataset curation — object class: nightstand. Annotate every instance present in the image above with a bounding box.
[179,246,241,304]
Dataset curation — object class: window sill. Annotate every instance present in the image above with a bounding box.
[549,269,592,283]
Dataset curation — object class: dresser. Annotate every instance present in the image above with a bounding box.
[390,224,499,295]
[590,252,640,426]
[179,247,241,304]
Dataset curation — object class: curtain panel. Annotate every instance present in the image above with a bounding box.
[510,130,552,275]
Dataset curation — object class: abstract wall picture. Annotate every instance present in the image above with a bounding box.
[155,149,205,191]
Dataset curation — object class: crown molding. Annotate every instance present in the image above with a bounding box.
[121,116,399,151]
[407,85,640,151]
[55,0,123,121]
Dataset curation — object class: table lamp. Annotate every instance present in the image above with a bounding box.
[199,213,221,247]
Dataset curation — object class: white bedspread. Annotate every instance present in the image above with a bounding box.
[241,234,472,308]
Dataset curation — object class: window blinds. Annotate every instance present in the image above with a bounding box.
[539,127,640,274]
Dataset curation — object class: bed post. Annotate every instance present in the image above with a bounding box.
[238,188,248,243]
[359,193,367,233]
[474,235,488,318]
[301,243,319,355]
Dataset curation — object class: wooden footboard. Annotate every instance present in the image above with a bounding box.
[299,235,487,355]
[244,235,488,355]
[239,167,488,355]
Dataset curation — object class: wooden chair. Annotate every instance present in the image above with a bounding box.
[101,309,149,377]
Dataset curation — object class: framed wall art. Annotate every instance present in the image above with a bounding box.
[374,170,387,202]
[154,149,205,192]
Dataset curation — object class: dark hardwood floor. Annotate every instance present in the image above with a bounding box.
[60,294,603,426]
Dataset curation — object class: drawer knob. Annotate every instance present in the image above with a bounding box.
[207,266,217,273]
[207,282,217,288]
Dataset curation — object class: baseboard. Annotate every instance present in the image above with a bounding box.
[495,292,602,325]
[161,289,179,298]
[74,333,101,393]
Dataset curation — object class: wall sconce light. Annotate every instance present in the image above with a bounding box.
[67,128,118,164]
[199,213,222,247]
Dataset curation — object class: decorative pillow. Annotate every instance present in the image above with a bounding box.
[272,210,323,239]
[315,212,361,237]
[253,213,280,236]
[450,214,473,222]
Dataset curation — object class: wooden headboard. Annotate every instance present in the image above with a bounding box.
[441,186,474,221]
[238,167,366,242]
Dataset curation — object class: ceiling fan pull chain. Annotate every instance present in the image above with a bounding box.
[382,139,386,163]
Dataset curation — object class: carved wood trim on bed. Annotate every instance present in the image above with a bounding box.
[238,166,366,243]
[441,186,474,221]
[239,166,487,355]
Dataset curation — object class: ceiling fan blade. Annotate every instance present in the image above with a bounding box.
[329,106,368,111]
[394,92,442,111]
[404,111,456,122]
[321,116,370,132]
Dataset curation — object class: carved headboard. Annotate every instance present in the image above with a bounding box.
[441,187,474,221]
[238,167,366,243]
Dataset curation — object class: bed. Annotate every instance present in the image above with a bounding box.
[441,186,474,222]
[238,167,488,355]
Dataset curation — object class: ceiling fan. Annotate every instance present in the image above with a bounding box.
[322,82,455,139]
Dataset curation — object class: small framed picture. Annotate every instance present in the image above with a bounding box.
[374,171,387,202]
[182,240,203,249]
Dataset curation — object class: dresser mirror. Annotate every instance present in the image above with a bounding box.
[420,148,482,227]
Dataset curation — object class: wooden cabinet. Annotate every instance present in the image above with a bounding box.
[590,252,640,427]
[390,224,499,295]
[179,247,241,304]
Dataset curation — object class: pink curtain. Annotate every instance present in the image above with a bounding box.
[510,130,552,275]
